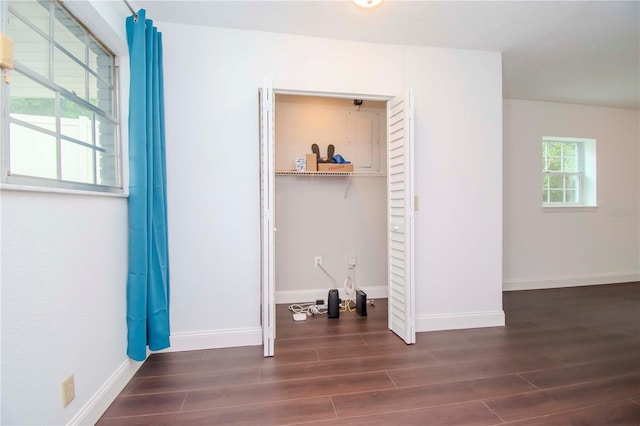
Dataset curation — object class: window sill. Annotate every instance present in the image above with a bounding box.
[0,183,128,198]
[541,204,598,213]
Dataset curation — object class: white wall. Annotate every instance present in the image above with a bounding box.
[405,47,505,330]
[503,99,640,289]
[275,95,387,173]
[274,95,387,303]
[0,2,136,425]
[275,177,387,302]
[1,192,131,425]
[160,22,504,349]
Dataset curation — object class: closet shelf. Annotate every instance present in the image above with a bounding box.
[275,170,386,177]
[276,170,386,198]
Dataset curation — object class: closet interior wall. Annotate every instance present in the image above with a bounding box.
[274,94,388,304]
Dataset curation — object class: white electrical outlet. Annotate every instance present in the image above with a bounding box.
[347,254,356,268]
[314,256,322,267]
[62,374,75,408]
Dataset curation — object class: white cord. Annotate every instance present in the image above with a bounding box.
[288,302,327,316]
[343,276,355,300]
[317,263,337,288]
[352,267,356,289]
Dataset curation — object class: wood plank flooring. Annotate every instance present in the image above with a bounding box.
[98,283,640,425]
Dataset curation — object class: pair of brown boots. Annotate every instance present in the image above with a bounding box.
[312,143,336,163]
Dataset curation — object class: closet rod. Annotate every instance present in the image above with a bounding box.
[123,0,138,21]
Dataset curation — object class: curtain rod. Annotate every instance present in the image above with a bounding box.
[123,0,138,21]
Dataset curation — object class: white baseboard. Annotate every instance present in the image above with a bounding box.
[276,286,387,304]
[69,327,262,424]
[68,358,143,426]
[503,272,640,291]
[416,310,505,332]
[159,327,263,353]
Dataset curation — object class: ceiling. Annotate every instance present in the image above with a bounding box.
[132,0,640,110]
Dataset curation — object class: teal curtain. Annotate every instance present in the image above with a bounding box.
[126,9,170,361]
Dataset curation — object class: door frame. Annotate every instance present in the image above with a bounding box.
[259,82,275,357]
[259,86,415,356]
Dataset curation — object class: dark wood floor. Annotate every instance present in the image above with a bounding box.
[98,283,640,425]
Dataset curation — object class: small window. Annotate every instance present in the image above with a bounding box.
[2,0,121,192]
[542,137,596,207]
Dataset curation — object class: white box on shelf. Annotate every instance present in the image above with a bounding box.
[295,157,306,172]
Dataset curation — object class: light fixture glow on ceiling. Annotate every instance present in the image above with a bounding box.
[352,0,383,9]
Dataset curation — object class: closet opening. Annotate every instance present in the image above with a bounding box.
[274,93,389,346]
[260,85,415,357]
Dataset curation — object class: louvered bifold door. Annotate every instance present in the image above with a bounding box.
[387,90,416,344]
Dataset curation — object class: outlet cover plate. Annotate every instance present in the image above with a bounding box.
[62,374,75,408]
